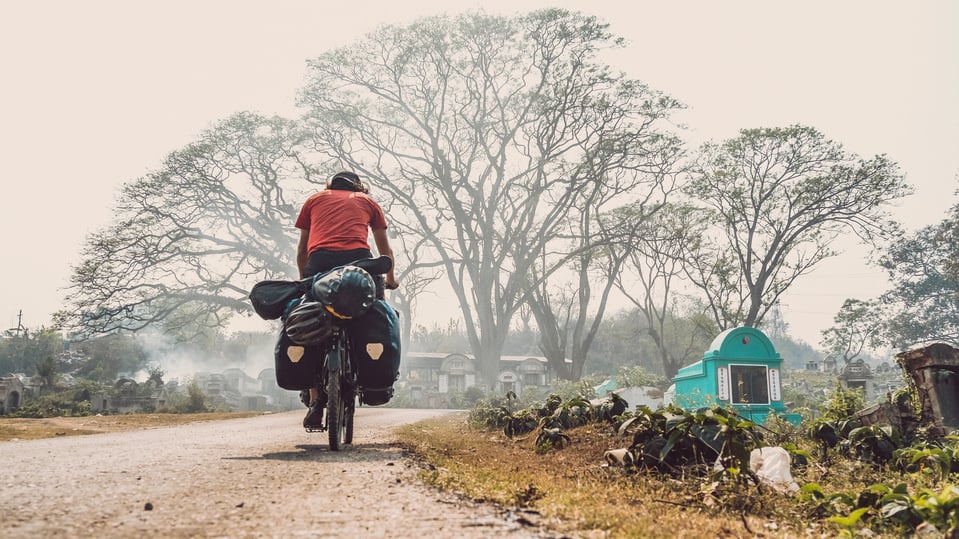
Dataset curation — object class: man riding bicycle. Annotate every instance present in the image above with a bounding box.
[294,171,399,428]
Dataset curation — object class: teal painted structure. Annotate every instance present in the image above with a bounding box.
[672,327,801,425]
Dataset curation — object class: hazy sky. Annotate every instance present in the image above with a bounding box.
[1,1,956,346]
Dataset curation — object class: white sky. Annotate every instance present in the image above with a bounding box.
[1,1,956,346]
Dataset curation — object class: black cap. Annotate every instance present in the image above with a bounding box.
[331,171,361,190]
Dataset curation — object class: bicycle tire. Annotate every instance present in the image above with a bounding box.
[345,396,355,444]
[326,345,344,451]
[343,335,355,445]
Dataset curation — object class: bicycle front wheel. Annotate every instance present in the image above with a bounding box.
[344,394,355,445]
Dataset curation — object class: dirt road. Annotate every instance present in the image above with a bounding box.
[0,408,561,538]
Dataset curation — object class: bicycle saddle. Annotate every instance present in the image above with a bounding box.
[348,255,392,276]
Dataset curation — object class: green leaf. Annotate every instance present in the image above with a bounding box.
[800,483,826,500]
[828,507,870,528]
[880,500,914,521]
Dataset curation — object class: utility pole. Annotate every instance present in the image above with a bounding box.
[12,310,25,337]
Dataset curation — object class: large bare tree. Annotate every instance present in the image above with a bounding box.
[298,9,684,384]
[683,125,911,331]
[59,113,316,337]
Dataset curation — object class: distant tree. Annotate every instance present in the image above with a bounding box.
[880,186,959,346]
[163,377,211,414]
[683,125,911,330]
[821,298,887,364]
[57,113,315,337]
[587,309,663,377]
[0,327,64,375]
[146,364,165,386]
[32,355,59,395]
[408,319,471,355]
[299,9,684,384]
[606,202,715,379]
[185,378,208,413]
[0,331,21,374]
[72,333,148,383]
[526,134,684,381]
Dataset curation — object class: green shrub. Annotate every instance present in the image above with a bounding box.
[160,378,209,413]
[821,381,865,422]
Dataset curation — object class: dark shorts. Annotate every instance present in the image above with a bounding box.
[304,248,384,299]
[303,248,373,278]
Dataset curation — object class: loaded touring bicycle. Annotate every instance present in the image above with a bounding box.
[249,256,401,451]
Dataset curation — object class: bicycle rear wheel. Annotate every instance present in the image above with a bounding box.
[326,350,347,451]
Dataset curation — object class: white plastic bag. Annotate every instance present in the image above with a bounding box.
[749,446,799,493]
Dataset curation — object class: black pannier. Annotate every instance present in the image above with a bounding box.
[346,299,401,405]
[274,326,324,390]
[273,299,325,390]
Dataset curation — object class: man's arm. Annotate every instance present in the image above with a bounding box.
[296,228,310,279]
[371,228,399,289]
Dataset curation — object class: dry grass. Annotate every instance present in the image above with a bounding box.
[0,412,265,441]
[395,413,921,539]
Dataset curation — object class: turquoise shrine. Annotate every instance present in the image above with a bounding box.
[672,326,801,425]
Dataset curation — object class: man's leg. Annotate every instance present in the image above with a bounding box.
[302,387,326,429]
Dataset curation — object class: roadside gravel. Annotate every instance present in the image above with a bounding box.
[0,408,568,538]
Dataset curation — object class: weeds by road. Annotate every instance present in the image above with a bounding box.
[395,412,920,538]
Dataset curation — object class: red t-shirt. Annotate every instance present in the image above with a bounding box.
[295,189,388,254]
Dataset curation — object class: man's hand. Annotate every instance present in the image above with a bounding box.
[384,275,399,290]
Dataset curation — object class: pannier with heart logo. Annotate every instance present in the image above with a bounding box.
[346,299,401,405]
[273,299,328,390]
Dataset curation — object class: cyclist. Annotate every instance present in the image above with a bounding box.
[295,170,399,428]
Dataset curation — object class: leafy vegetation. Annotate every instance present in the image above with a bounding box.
[820,381,866,422]
[401,388,959,537]
[881,196,959,346]
[160,377,210,414]
[0,324,278,418]
[7,392,92,419]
